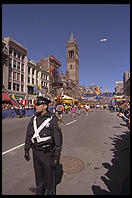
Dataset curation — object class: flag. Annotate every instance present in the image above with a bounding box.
[10,93,18,105]
[11,93,16,100]
[23,95,27,106]
[38,84,41,90]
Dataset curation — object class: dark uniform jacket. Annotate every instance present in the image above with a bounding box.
[24,111,62,160]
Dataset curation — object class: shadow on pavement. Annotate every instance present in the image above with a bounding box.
[92,129,130,195]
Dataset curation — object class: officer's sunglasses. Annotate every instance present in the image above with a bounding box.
[35,102,46,106]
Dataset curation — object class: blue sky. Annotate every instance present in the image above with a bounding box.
[2,4,130,92]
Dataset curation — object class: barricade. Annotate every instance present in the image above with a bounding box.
[2,108,36,119]
[25,108,36,116]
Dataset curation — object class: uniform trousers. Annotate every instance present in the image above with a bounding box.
[32,148,53,195]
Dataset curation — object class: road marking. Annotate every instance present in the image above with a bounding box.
[3,119,77,155]
[66,120,77,125]
[2,143,25,155]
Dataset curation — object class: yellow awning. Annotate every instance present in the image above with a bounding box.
[112,95,124,99]
[61,95,74,100]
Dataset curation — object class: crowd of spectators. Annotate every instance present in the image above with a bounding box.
[109,99,130,130]
[116,100,130,129]
[2,96,130,128]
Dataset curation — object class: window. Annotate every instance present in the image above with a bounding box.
[18,53,20,59]
[21,85,24,92]
[8,82,11,90]
[21,64,24,71]
[70,65,72,69]
[17,84,19,91]
[22,55,25,60]
[21,74,24,82]
[13,72,16,80]
[32,78,34,84]
[13,60,16,68]
[17,62,20,70]
[69,50,74,58]
[32,68,35,75]
[28,67,30,74]
[13,83,16,90]
[28,77,30,83]
[17,73,20,81]
[14,50,16,57]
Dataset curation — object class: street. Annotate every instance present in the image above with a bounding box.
[2,109,130,195]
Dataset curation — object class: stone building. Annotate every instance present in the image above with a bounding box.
[66,33,79,87]
[27,59,49,96]
[37,55,62,97]
[2,37,28,99]
[61,33,81,98]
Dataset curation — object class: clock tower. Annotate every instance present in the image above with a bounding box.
[66,33,79,86]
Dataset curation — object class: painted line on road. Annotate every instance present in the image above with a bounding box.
[2,143,25,155]
[3,119,77,155]
[66,120,77,125]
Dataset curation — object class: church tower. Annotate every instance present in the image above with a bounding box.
[66,33,79,86]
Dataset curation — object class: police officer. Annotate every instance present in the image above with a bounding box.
[24,96,63,195]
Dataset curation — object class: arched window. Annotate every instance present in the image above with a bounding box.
[68,50,74,58]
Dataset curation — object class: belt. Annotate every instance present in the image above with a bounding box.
[33,144,51,152]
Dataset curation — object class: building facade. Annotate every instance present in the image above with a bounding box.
[37,55,62,97]
[115,81,124,94]
[26,59,50,102]
[66,33,79,87]
[2,39,9,90]
[2,35,82,102]
[2,37,28,99]
[123,70,130,96]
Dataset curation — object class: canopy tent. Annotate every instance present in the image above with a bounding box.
[112,95,124,99]
[61,95,74,105]
[61,99,73,104]
[61,95,74,100]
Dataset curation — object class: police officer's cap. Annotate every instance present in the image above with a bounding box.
[36,96,51,105]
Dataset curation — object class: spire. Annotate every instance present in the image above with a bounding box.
[68,32,76,43]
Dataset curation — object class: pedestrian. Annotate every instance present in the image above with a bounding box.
[56,103,64,122]
[24,96,63,195]
[85,104,89,115]
[72,105,76,118]
[78,104,81,115]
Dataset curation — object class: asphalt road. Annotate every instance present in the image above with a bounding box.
[2,109,130,195]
